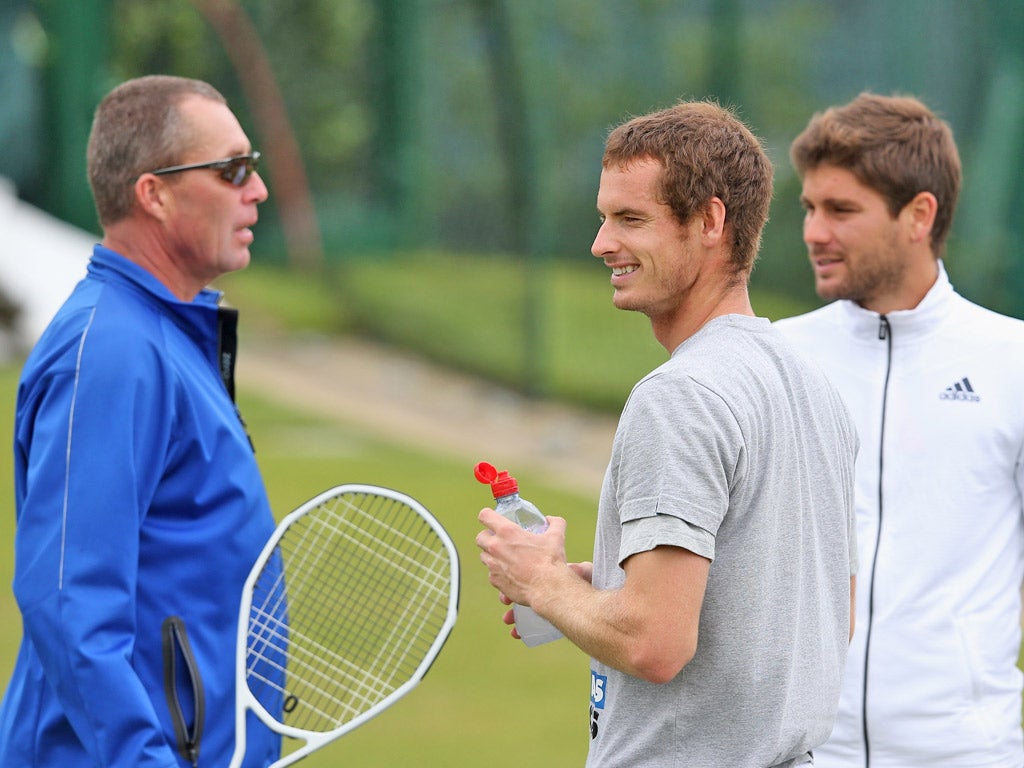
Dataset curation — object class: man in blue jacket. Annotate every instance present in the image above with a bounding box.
[0,75,281,767]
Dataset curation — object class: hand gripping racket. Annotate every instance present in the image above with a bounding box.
[227,484,460,767]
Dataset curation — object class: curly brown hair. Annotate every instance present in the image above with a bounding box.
[789,92,961,257]
[602,100,774,276]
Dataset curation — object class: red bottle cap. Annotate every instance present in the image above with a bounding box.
[474,461,519,497]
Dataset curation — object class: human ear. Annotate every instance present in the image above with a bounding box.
[700,197,727,246]
[134,173,172,221]
[904,191,937,244]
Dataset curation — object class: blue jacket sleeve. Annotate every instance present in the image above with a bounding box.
[13,330,182,767]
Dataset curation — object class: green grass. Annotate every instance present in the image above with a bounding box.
[240,390,598,765]
[218,251,820,413]
[0,253,809,764]
[4,249,1024,762]
[0,364,594,766]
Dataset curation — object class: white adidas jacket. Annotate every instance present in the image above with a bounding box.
[775,264,1024,768]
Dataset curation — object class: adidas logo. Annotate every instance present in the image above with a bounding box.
[939,376,981,402]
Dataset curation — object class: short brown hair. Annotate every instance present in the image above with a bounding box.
[789,92,961,256]
[602,100,774,275]
[86,75,226,226]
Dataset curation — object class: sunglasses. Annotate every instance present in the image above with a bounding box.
[146,151,261,187]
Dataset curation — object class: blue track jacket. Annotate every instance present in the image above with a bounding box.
[0,246,280,767]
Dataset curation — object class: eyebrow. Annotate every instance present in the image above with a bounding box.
[800,194,860,209]
[598,205,651,219]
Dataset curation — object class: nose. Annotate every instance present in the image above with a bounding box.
[802,209,829,247]
[591,220,617,258]
[246,171,269,204]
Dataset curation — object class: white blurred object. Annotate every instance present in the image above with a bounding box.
[0,177,93,360]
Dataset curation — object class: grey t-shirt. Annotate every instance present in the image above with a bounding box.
[587,315,858,768]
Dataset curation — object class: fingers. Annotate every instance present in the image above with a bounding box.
[544,515,568,536]
[477,506,505,531]
[505,606,520,639]
[569,561,594,583]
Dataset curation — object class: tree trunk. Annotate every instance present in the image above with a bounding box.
[189,0,324,270]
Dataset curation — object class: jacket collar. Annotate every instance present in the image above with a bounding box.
[836,260,953,343]
[89,245,244,399]
[89,244,224,309]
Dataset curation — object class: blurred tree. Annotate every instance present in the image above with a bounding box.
[15,0,1024,316]
[470,0,548,394]
[952,0,1024,315]
[37,0,109,233]
[189,0,324,270]
[369,0,427,248]
[470,0,534,255]
[0,2,47,202]
[707,0,741,106]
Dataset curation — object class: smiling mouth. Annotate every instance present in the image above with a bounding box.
[811,255,845,272]
[611,265,638,276]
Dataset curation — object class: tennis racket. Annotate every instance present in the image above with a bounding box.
[227,484,460,768]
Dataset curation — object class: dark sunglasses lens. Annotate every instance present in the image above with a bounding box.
[222,156,257,186]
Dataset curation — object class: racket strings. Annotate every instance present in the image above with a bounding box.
[245,492,454,733]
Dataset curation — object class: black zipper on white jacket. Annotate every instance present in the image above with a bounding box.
[861,315,892,767]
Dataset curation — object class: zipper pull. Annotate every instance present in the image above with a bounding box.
[878,315,890,340]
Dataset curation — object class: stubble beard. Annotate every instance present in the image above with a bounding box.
[815,246,906,308]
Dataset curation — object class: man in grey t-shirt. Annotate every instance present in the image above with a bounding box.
[477,100,858,767]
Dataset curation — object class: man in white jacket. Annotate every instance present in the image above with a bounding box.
[775,92,1024,767]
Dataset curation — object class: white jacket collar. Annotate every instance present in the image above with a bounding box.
[836,260,953,342]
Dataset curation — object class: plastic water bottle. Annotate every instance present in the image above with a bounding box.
[475,461,564,647]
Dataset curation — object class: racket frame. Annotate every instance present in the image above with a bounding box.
[227,484,460,768]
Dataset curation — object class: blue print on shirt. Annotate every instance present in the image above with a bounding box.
[590,669,607,741]
[591,670,607,710]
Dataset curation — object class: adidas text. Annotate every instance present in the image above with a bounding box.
[939,391,980,402]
